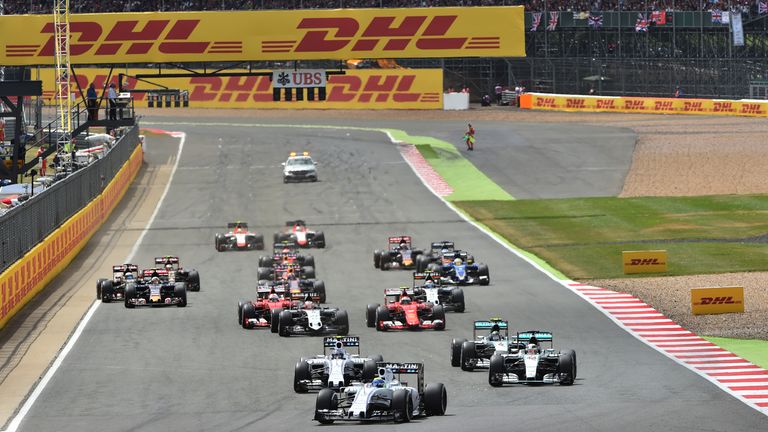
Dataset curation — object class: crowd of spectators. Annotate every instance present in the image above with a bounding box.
[0,0,760,14]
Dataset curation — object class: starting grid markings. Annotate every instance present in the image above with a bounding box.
[569,282,768,413]
[398,144,453,197]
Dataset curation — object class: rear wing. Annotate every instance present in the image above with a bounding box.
[430,241,454,251]
[323,336,360,348]
[227,222,248,229]
[285,220,306,227]
[474,318,509,338]
[273,241,298,250]
[413,272,441,286]
[113,264,138,273]
[154,256,179,265]
[290,291,321,302]
[376,362,424,393]
[517,330,554,346]
[142,268,169,276]
[388,236,412,245]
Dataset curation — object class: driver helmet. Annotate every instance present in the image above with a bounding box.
[400,296,412,305]
[165,263,174,271]
[372,377,385,388]
[268,293,280,302]
[526,343,539,355]
[453,258,463,266]
[489,331,501,341]
[150,277,160,284]
[124,273,135,281]
[399,240,408,249]
[331,348,346,359]
[303,300,315,310]
[424,280,435,289]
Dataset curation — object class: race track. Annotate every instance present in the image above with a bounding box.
[14,117,767,431]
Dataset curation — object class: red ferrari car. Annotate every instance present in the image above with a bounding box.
[366,288,446,331]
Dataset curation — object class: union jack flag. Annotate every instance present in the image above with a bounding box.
[759,0,768,14]
[711,8,722,23]
[588,13,603,29]
[635,13,649,32]
[531,12,543,31]
[547,11,559,31]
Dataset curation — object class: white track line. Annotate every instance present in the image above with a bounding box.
[3,131,186,432]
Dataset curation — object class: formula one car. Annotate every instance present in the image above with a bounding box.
[366,288,445,331]
[258,246,315,268]
[374,236,423,271]
[314,362,447,424]
[283,151,318,183]
[415,241,456,272]
[96,263,139,303]
[154,256,201,291]
[434,255,490,286]
[451,319,524,371]
[214,221,264,251]
[277,301,349,337]
[274,220,325,248]
[294,336,384,393]
[257,263,316,281]
[488,331,577,386]
[257,275,327,303]
[412,272,465,313]
[237,289,310,330]
[124,272,187,308]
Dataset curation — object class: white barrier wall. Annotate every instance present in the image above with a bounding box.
[443,92,470,110]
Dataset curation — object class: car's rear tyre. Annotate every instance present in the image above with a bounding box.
[334,310,349,336]
[187,270,200,292]
[427,262,441,273]
[489,354,505,387]
[254,234,265,250]
[375,306,391,331]
[371,354,384,363]
[478,264,490,286]
[101,280,114,303]
[303,255,315,268]
[450,288,465,312]
[431,305,446,330]
[237,300,246,325]
[174,283,187,307]
[362,359,376,381]
[313,280,326,303]
[461,341,476,371]
[215,233,224,252]
[558,351,576,385]
[392,389,412,423]
[314,232,325,248]
[315,389,337,424]
[415,255,425,272]
[278,310,293,337]
[270,308,283,333]
[294,360,311,393]
[259,256,273,267]
[302,266,316,279]
[563,349,577,379]
[124,283,136,309]
[257,267,271,281]
[373,250,382,268]
[451,338,467,367]
[424,383,447,416]
[379,253,390,271]
[366,303,379,328]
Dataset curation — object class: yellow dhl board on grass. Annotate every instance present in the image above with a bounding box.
[622,250,668,274]
[40,68,443,109]
[691,287,744,315]
[0,7,525,66]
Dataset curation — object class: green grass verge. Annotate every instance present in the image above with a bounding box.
[455,195,768,279]
[703,337,768,369]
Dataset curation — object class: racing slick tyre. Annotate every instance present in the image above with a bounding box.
[392,389,413,423]
[273,232,280,243]
[96,278,108,299]
[242,303,257,329]
[451,338,467,367]
[426,263,441,273]
[315,389,338,424]
[100,280,114,303]
[371,354,384,363]
[488,354,505,387]
[461,341,477,371]
[174,283,187,307]
[424,383,447,416]
[257,267,272,281]
[334,310,350,336]
[124,283,136,309]
[564,349,578,379]
[303,255,315,268]
[187,270,200,292]
[375,306,391,331]
[302,266,316,279]
[365,303,380,328]
[362,359,377,381]
[215,233,225,252]
[415,255,425,272]
[278,310,293,337]
[450,288,465,313]
[270,308,283,333]
[558,351,576,385]
[373,250,382,269]
[314,232,325,248]
[254,234,265,250]
[431,305,446,330]
[258,256,274,267]
[294,360,311,393]
[379,253,390,271]
[313,280,327,303]
[477,264,490,286]
[237,300,246,325]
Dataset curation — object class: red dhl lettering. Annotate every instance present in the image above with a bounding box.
[683,101,704,112]
[740,103,765,115]
[629,258,663,266]
[654,101,674,111]
[624,100,645,110]
[713,102,736,113]
[596,100,615,109]
[696,296,741,305]
[535,97,556,108]
[566,98,585,108]
[288,15,469,53]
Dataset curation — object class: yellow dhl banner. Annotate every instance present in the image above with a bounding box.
[691,287,744,315]
[41,68,443,110]
[0,7,525,66]
[622,250,668,274]
[520,93,768,117]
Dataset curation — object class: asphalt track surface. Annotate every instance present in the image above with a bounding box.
[15,117,767,431]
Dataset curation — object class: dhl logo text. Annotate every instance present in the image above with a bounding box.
[682,101,704,112]
[629,258,664,266]
[712,102,736,113]
[596,100,616,109]
[624,100,646,110]
[740,103,765,115]
[566,98,585,108]
[535,97,556,108]
[694,296,741,305]
[654,101,674,111]
[6,19,242,58]
[262,15,500,54]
